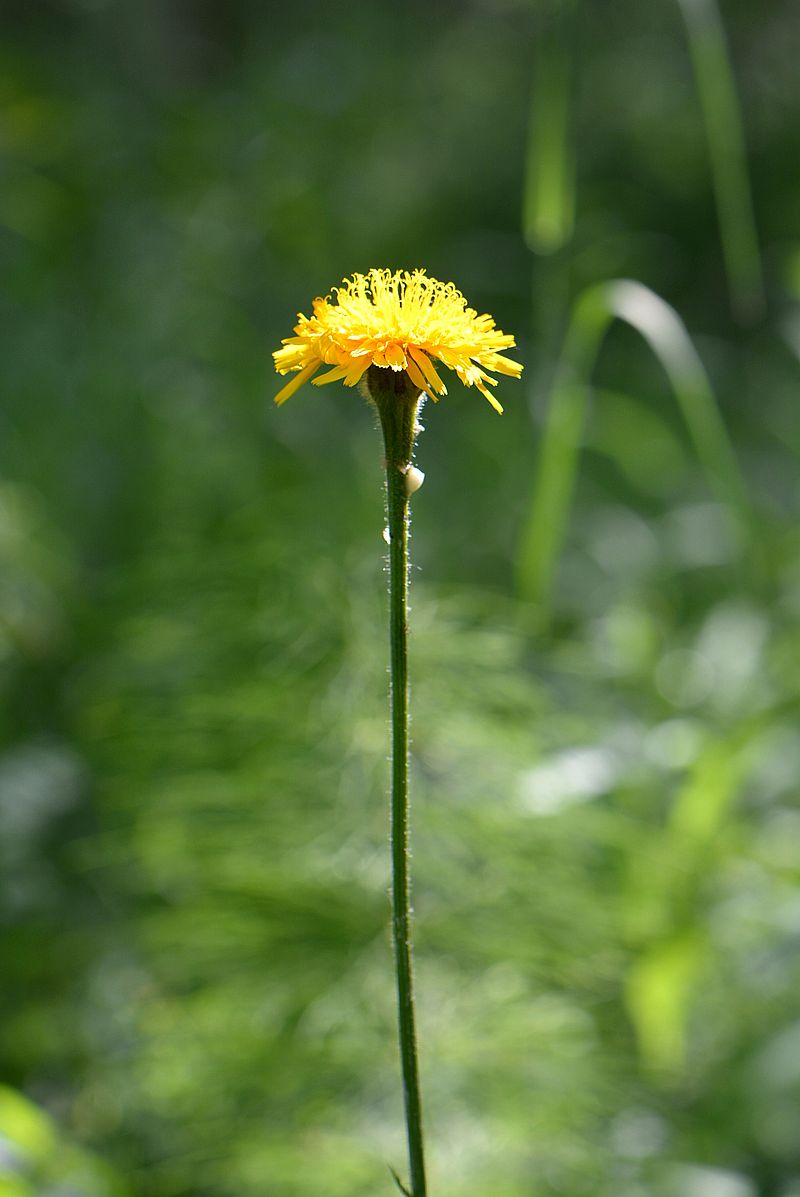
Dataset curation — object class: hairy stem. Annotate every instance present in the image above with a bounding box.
[368,367,427,1197]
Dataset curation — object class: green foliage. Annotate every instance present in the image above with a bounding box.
[516,279,754,623]
[1,3,799,1197]
[0,1084,127,1197]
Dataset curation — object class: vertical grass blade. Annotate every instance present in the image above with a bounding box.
[522,0,576,256]
[677,0,764,321]
[516,287,607,615]
[516,279,752,622]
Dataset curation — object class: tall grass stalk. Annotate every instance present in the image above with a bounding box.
[677,0,764,321]
[516,279,752,622]
[522,0,576,258]
[522,0,578,506]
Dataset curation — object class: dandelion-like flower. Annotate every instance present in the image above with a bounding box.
[273,268,523,413]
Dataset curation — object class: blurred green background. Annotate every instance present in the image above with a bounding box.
[2,1,800,1195]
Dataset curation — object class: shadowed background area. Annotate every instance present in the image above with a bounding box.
[1,1,800,1195]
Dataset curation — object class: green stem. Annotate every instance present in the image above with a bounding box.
[367,368,427,1197]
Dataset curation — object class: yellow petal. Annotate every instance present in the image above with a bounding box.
[385,343,406,369]
[486,352,524,377]
[312,365,350,386]
[343,359,371,387]
[476,381,503,414]
[404,357,431,396]
[274,361,321,406]
[408,346,447,395]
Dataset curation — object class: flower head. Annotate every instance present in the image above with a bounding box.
[273,268,523,413]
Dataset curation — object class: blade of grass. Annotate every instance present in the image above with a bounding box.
[517,286,606,620]
[516,279,753,622]
[609,282,750,518]
[522,0,576,257]
[523,0,578,466]
[676,0,764,322]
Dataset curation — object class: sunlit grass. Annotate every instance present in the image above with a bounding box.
[516,280,753,622]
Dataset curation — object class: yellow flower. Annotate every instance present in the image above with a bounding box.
[273,268,523,413]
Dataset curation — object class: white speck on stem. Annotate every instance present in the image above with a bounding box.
[404,466,425,496]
